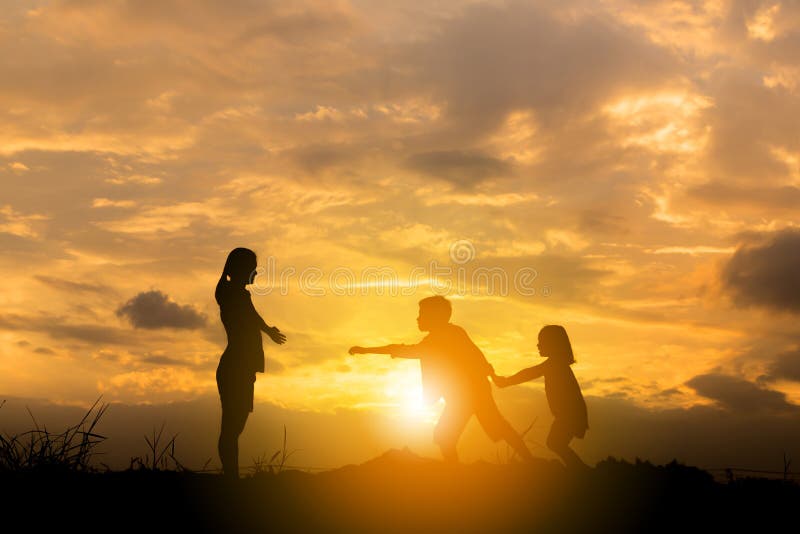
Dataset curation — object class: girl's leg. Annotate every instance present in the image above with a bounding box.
[219,407,249,478]
[546,420,588,470]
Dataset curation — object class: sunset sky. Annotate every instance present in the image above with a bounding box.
[2,0,800,471]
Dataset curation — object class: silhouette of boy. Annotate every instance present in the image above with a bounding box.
[349,296,533,462]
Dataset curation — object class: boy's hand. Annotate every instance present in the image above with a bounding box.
[267,326,286,345]
[348,346,366,355]
[492,374,510,388]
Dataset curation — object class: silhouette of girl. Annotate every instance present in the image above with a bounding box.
[215,248,286,478]
[492,325,588,470]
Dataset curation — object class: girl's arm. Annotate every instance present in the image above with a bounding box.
[493,362,547,387]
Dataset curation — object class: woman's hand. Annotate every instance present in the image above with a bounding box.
[348,346,366,355]
[267,326,286,345]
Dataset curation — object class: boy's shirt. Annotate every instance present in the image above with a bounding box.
[396,323,493,404]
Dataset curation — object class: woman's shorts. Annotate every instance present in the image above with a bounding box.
[216,367,256,414]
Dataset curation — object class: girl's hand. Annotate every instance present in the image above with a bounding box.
[268,326,287,345]
[348,346,366,355]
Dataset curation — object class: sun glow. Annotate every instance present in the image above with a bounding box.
[384,369,443,425]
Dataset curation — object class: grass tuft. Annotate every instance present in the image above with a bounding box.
[129,422,188,472]
[0,397,108,473]
[250,425,297,476]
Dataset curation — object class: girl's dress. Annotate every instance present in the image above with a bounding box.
[542,357,588,438]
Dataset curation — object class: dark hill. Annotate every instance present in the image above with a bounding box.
[1,450,797,533]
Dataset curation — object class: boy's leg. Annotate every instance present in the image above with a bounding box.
[433,399,471,462]
[474,387,534,462]
[546,419,588,470]
[502,426,535,462]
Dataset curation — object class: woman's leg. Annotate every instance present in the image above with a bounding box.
[546,419,588,470]
[219,407,249,478]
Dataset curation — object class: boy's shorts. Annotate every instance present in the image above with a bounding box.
[434,382,514,446]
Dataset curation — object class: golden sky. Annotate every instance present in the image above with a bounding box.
[2,0,800,469]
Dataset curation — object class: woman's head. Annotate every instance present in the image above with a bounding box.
[222,248,257,285]
[537,325,575,364]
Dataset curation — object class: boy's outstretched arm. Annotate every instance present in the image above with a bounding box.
[348,344,421,359]
[493,362,546,387]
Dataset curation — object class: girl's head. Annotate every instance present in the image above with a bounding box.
[221,247,257,285]
[537,325,575,364]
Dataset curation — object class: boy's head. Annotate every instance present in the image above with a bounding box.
[417,296,452,331]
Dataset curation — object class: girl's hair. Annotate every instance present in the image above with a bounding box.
[539,325,575,364]
[216,248,257,301]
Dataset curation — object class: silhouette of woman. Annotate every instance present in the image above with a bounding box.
[492,325,589,470]
[215,248,286,478]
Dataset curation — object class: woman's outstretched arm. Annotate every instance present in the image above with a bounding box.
[246,296,286,344]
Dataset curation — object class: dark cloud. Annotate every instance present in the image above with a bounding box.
[33,347,55,355]
[404,150,512,187]
[763,349,800,383]
[116,290,207,330]
[686,373,796,413]
[722,229,800,313]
